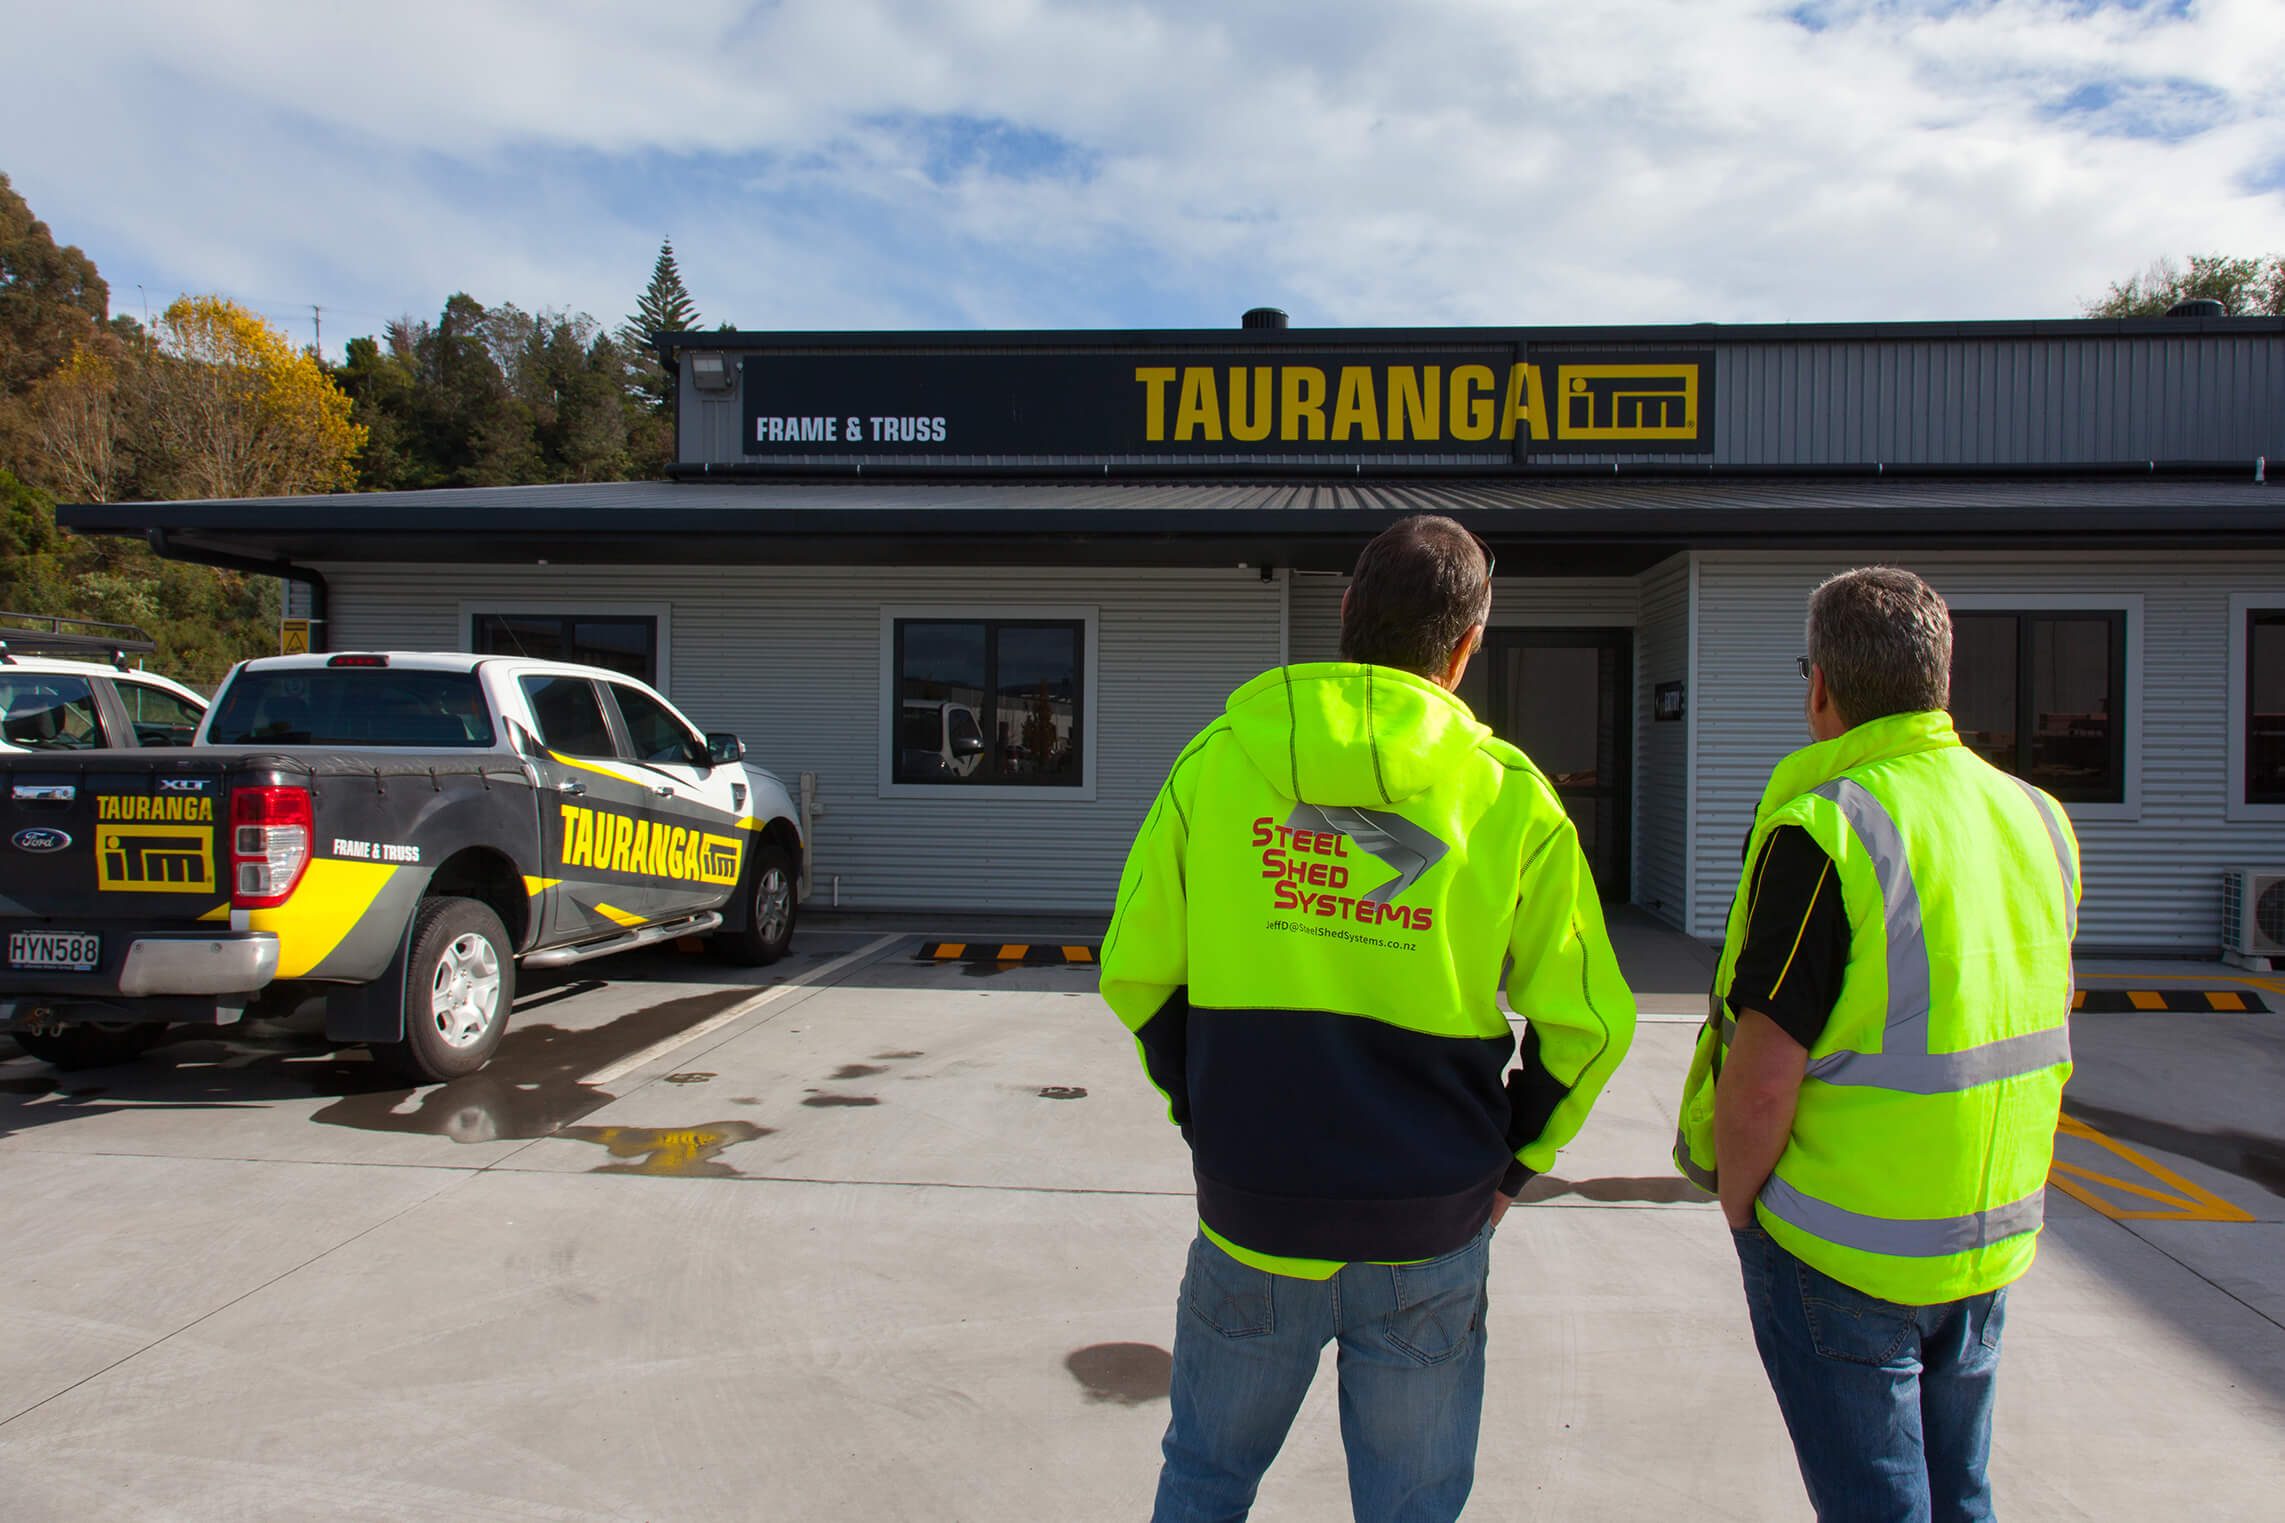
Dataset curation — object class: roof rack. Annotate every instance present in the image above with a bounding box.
[0,610,157,670]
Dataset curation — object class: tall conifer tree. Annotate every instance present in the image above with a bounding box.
[618,239,700,414]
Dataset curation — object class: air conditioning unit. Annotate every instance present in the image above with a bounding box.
[2222,869,2285,968]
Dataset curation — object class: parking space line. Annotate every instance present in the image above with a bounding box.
[580,933,902,1086]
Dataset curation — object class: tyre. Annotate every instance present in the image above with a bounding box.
[374,897,514,1082]
[710,842,798,966]
[14,1021,164,1070]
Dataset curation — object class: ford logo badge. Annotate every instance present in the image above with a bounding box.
[13,828,71,853]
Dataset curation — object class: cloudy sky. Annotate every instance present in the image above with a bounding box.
[6,0,2283,355]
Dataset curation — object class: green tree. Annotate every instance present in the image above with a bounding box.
[617,238,700,414]
[0,172,109,397]
[2086,254,2285,318]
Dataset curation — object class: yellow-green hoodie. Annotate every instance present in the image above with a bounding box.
[1100,662,1637,1271]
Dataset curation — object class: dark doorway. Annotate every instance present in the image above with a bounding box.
[1461,628,1633,899]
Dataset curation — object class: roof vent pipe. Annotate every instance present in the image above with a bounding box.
[1242,307,1290,330]
[2165,298,2226,318]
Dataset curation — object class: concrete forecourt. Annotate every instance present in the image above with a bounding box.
[0,921,2278,1520]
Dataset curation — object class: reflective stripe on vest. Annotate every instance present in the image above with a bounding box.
[2009,777,2081,941]
[1758,1173,2047,1256]
[1753,776,2076,1096]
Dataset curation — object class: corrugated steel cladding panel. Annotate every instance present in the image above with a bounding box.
[1633,555,1691,927]
[316,563,1281,912]
[1689,551,2285,950]
[686,333,2285,469]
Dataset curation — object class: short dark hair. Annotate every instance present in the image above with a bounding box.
[1806,566,1952,725]
[1339,516,1491,676]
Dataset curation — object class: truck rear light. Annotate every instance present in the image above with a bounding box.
[231,785,313,908]
[326,654,388,667]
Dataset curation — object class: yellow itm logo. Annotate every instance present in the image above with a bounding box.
[98,825,217,894]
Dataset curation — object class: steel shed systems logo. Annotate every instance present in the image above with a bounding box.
[12,827,70,853]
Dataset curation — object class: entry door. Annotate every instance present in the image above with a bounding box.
[1465,629,1633,899]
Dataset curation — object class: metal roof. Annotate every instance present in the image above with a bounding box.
[60,474,2285,574]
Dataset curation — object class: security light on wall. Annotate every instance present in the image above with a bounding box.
[689,351,734,393]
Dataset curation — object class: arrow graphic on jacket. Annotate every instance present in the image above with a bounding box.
[1288,803,1449,904]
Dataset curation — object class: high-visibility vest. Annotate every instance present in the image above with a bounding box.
[1674,710,2081,1305]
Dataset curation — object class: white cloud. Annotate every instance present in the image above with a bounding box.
[3,0,2283,343]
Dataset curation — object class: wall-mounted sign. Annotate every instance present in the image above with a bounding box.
[1655,680,1687,722]
[742,349,1712,459]
[279,618,310,655]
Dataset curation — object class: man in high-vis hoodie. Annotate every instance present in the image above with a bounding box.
[1101,515,1637,1523]
[1674,567,2080,1522]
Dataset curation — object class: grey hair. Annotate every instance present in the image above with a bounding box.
[1805,567,1952,725]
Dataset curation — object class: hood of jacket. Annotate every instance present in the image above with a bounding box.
[1224,662,1491,809]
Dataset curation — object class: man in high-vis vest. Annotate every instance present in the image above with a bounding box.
[1103,515,1637,1523]
[1675,567,2081,1522]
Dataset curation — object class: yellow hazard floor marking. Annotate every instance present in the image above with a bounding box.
[2048,1114,2256,1224]
[594,902,646,930]
[2127,990,2166,1011]
[999,943,1030,961]
[1063,945,1095,963]
[934,942,966,960]
[2071,990,2086,1010]
[2205,990,2247,1012]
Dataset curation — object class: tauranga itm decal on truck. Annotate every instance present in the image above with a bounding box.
[558,802,742,886]
[93,794,219,893]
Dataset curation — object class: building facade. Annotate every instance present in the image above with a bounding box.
[70,315,2285,951]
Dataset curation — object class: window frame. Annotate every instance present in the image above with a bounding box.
[460,601,671,690]
[2227,593,2285,822]
[600,679,709,770]
[878,606,1099,800]
[1945,592,2142,822]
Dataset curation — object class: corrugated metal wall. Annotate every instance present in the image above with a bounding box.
[316,563,1281,912]
[686,331,2285,468]
[1633,556,1691,926]
[1287,576,1641,664]
[1690,551,2285,950]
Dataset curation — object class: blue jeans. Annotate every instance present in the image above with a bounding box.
[1734,1224,2008,1523]
[1153,1225,1492,1523]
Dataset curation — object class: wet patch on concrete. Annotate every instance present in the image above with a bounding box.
[873,1050,925,1061]
[310,988,757,1145]
[556,1120,772,1178]
[803,1093,882,1108]
[730,1096,761,1106]
[663,1072,715,1085]
[1066,1343,1172,1406]
[1519,1175,1706,1205]
[831,1063,890,1081]
[1038,1086,1088,1100]
[2066,1102,2285,1198]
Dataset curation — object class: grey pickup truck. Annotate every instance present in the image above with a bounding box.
[0,652,803,1079]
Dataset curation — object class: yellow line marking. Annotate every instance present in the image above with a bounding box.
[2048,1114,2255,1223]
[594,902,646,929]
[2127,990,2166,1011]
[1063,945,1094,963]
[999,944,1030,961]
[2206,990,2247,1012]
[934,942,965,960]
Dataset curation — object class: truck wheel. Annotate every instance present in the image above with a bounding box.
[14,1022,163,1071]
[376,897,514,1082]
[711,843,797,966]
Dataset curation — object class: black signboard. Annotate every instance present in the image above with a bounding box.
[741,349,1712,457]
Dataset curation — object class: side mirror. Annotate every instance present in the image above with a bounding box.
[951,734,984,758]
[707,732,746,766]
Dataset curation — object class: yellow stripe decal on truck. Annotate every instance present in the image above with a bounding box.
[594,901,647,929]
[523,876,561,897]
[247,860,400,979]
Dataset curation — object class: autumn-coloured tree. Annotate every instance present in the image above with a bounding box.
[24,339,131,502]
[140,295,364,500]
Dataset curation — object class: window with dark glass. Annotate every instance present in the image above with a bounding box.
[118,681,204,747]
[472,613,657,681]
[892,619,1084,787]
[608,682,705,767]
[2247,611,2285,805]
[1949,610,2126,803]
[519,675,615,758]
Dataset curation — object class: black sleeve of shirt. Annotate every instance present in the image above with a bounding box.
[1726,826,1850,1052]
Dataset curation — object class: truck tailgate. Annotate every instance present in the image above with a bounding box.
[1,757,235,971]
